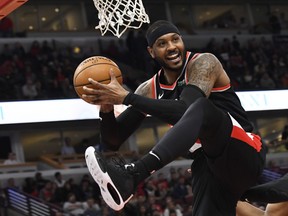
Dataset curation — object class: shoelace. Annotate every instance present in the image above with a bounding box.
[110,153,127,168]
[110,154,139,175]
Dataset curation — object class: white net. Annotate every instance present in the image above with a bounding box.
[93,0,150,38]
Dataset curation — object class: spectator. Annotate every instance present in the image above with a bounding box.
[28,40,41,58]
[34,172,48,191]
[78,180,94,202]
[53,179,76,204]
[183,206,193,216]
[144,178,157,197]
[164,207,182,216]
[138,205,149,216]
[0,17,13,37]
[11,42,26,58]
[3,152,21,165]
[54,171,66,188]
[21,78,38,100]
[22,177,39,197]
[5,178,19,190]
[146,195,163,215]
[61,137,76,156]
[40,40,53,56]
[242,69,254,89]
[164,195,183,213]
[100,204,115,216]
[63,192,84,216]
[168,168,179,188]
[259,72,276,89]
[238,17,249,31]
[280,72,288,88]
[39,180,55,202]
[171,176,190,202]
[61,77,76,98]
[269,13,281,34]
[156,173,169,188]
[83,197,101,216]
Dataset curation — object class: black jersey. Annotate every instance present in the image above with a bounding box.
[151,51,253,132]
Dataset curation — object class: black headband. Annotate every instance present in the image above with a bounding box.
[146,20,180,46]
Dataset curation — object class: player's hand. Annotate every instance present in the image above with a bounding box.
[82,70,129,105]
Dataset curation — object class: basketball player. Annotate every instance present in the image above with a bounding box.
[82,20,286,215]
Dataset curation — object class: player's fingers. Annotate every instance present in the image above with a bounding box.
[87,78,101,86]
[109,68,118,83]
[82,85,97,93]
[82,94,96,99]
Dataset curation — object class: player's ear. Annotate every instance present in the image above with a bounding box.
[147,46,155,59]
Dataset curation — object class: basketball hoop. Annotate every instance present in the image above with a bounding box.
[92,0,150,38]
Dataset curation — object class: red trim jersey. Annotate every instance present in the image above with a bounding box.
[151,51,253,132]
[150,51,261,152]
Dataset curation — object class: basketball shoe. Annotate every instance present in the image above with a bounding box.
[85,146,139,211]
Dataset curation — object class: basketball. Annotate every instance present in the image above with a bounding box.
[73,56,122,103]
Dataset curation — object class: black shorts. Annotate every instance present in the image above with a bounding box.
[190,125,266,216]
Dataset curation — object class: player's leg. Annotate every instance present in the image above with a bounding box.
[265,201,288,216]
[236,201,264,216]
[191,152,240,216]
[85,98,263,211]
[150,97,264,195]
[146,97,232,164]
[86,98,231,210]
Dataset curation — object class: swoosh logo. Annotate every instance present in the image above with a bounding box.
[158,92,164,99]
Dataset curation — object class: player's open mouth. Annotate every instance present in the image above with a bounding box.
[166,53,181,63]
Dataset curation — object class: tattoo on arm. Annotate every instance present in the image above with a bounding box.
[187,53,220,96]
[134,80,152,98]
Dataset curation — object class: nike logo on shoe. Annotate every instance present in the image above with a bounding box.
[124,163,135,170]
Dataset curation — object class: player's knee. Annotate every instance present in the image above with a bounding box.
[185,97,210,115]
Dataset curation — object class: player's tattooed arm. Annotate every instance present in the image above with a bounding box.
[186,53,222,97]
[134,79,153,98]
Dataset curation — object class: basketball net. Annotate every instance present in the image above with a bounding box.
[92,0,150,38]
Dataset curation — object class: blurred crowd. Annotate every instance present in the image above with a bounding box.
[202,35,288,91]
[0,33,288,102]
[2,166,284,216]
[2,167,195,216]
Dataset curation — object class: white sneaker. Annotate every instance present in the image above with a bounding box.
[85,146,137,211]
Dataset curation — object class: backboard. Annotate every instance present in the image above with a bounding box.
[0,0,28,20]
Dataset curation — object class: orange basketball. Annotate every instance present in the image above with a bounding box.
[73,56,122,103]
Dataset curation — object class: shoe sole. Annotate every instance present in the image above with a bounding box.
[85,146,133,211]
